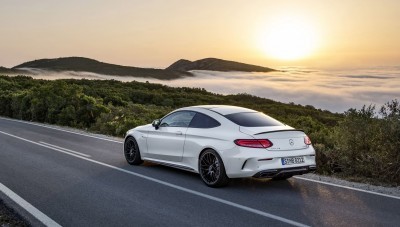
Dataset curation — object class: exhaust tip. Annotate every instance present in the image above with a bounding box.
[309,165,317,171]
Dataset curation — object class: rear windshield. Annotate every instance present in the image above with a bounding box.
[224,112,284,127]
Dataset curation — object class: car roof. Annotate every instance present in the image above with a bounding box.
[190,105,257,115]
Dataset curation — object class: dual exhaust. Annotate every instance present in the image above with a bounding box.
[253,165,316,178]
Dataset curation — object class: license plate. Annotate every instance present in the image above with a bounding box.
[281,156,305,165]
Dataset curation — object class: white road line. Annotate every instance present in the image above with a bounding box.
[0,131,92,161]
[293,176,400,200]
[2,117,397,201]
[0,130,308,227]
[39,141,91,158]
[0,117,122,143]
[0,182,62,227]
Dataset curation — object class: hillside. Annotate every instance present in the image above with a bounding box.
[1,75,399,185]
[13,57,191,80]
[0,66,24,74]
[166,58,276,72]
[8,57,276,80]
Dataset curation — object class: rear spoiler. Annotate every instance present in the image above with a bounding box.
[254,129,304,135]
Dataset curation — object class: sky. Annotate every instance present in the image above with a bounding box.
[1,0,400,69]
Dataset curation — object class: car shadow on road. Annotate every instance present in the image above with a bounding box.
[122,162,391,226]
[139,162,296,190]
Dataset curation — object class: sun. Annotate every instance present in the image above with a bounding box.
[259,17,318,60]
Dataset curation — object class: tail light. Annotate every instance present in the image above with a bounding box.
[234,139,273,148]
[304,136,312,145]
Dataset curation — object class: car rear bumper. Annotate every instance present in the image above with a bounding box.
[252,165,316,178]
[220,145,316,178]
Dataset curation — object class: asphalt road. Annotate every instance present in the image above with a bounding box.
[0,117,399,227]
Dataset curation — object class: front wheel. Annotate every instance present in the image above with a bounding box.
[199,149,230,187]
[124,137,143,165]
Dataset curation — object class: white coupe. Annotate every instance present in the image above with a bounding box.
[124,105,316,187]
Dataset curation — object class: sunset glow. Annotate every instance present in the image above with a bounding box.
[0,0,400,68]
[259,17,318,60]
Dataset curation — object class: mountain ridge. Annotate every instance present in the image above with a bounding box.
[167,58,275,72]
[12,57,190,80]
[1,56,276,79]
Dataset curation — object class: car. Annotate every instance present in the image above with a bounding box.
[124,105,316,187]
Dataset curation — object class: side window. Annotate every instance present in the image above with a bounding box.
[160,111,196,127]
[189,113,221,128]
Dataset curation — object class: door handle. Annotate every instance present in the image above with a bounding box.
[176,131,183,135]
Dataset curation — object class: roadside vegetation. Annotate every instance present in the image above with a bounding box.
[0,75,399,186]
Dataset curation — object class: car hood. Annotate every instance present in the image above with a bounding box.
[134,124,152,131]
[125,124,152,136]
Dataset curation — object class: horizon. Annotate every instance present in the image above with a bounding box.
[1,0,400,69]
[3,55,400,71]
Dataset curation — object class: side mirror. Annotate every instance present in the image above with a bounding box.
[152,119,161,129]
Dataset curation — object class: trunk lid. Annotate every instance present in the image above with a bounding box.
[239,126,308,151]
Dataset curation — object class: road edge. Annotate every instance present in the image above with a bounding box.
[1,116,399,198]
[0,183,61,227]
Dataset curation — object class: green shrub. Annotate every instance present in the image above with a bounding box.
[330,101,400,184]
[1,75,398,185]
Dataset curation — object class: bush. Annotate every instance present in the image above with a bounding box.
[329,101,400,185]
[90,103,171,136]
[1,75,398,185]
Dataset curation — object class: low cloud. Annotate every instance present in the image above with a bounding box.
[340,75,394,79]
[7,66,400,113]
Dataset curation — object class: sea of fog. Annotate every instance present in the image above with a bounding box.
[17,66,400,113]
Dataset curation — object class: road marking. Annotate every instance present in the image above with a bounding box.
[0,130,308,227]
[2,118,398,200]
[39,141,91,158]
[294,176,400,200]
[0,182,62,227]
[0,131,93,160]
[0,117,123,143]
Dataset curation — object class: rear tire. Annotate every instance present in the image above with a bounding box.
[124,137,143,165]
[199,149,230,188]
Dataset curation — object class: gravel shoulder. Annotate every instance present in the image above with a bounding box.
[31,118,400,198]
[2,117,400,199]
[299,173,400,198]
[0,200,29,227]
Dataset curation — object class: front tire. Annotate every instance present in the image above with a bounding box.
[124,137,143,165]
[199,149,230,187]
